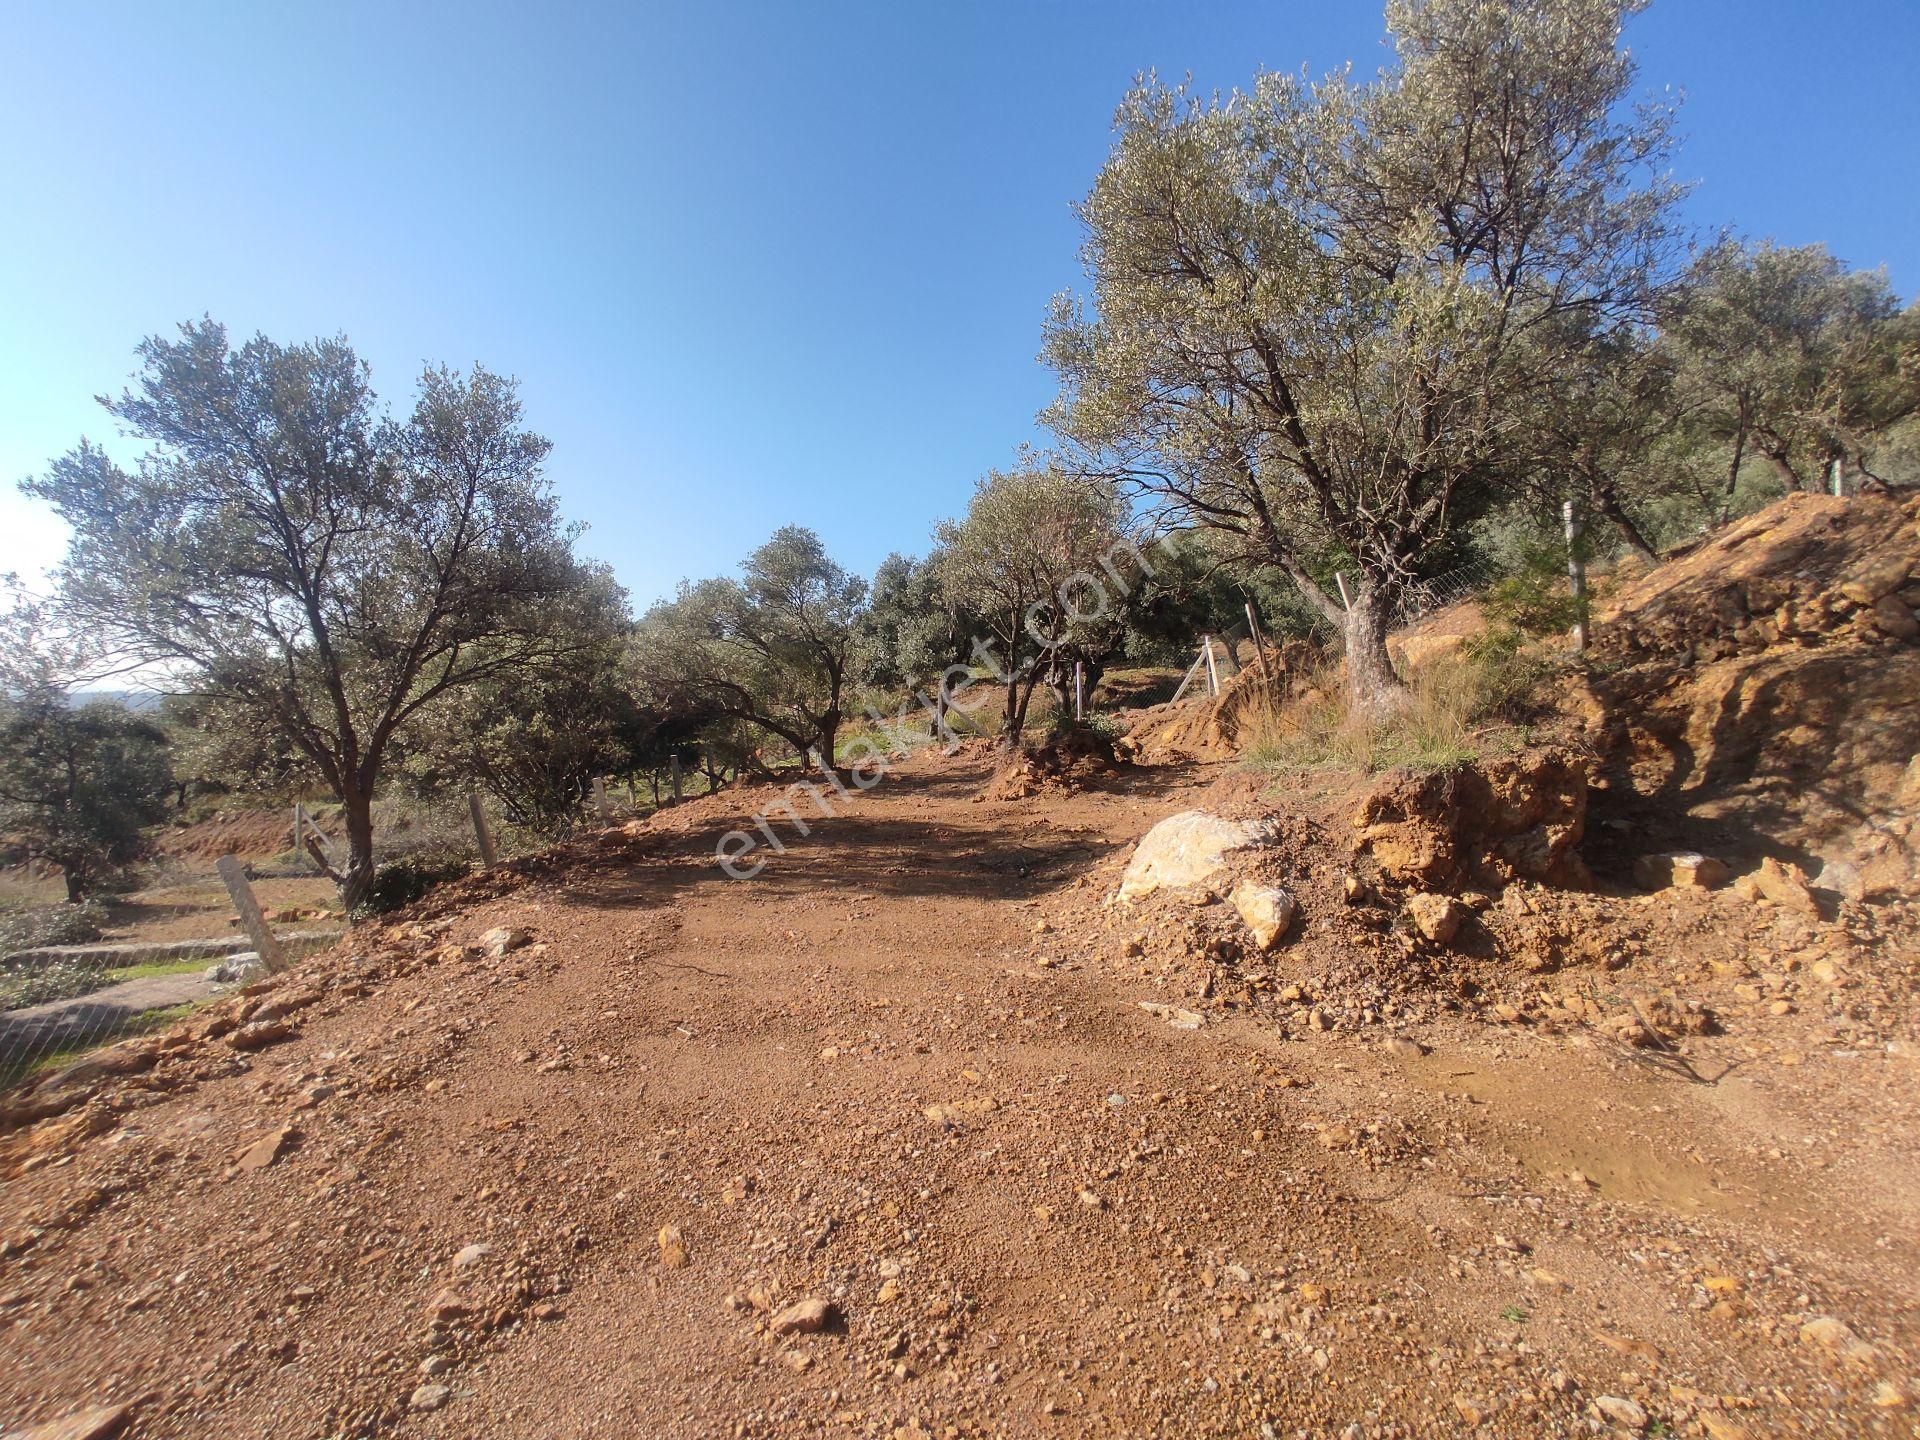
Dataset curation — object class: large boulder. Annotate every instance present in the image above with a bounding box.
[1118,811,1274,901]
[1352,748,1589,890]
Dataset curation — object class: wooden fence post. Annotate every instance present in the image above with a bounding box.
[217,855,288,973]
[1202,634,1221,696]
[669,754,683,802]
[592,776,609,820]
[1564,499,1589,653]
[1335,572,1354,613]
[1074,661,1085,721]
[467,792,498,868]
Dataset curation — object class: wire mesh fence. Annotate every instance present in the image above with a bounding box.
[1,926,339,1089]
[1392,558,1500,629]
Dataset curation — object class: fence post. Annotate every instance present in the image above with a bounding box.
[1202,634,1221,696]
[467,792,498,869]
[669,754,683,802]
[1170,642,1210,703]
[592,775,609,820]
[1074,661,1085,721]
[1564,498,1589,653]
[217,855,288,973]
[1334,572,1354,613]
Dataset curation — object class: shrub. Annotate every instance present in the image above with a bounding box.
[0,900,111,959]
[358,846,472,917]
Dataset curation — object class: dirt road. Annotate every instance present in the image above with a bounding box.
[2,749,1914,1439]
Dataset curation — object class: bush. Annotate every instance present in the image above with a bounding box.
[0,900,111,959]
[358,846,472,917]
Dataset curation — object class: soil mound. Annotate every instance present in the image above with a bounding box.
[1351,747,1591,890]
[1577,491,1920,899]
[1120,640,1326,762]
[980,726,1125,800]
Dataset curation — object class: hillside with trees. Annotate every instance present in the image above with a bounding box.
[3,2,1918,1437]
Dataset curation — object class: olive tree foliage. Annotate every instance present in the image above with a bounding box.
[629,527,866,766]
[1044,0,1684,709]
[0,610,172,901]
[24,320,619,911]
[399,626,650,837]
[1663,240,1920,515]
[935,467,1138,739]
[860,549,979,734]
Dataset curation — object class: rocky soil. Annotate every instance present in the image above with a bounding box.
[3,492,1917,1440]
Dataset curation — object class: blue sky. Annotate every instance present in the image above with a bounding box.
[3,0,1915,611]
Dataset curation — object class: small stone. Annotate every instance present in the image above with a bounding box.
[1138,1001,1204,1030]
[451,1243,492,1273]
[769,1298,838,1336]
[1633,851,1730,891]
[478,925,532,958]
[1077,1188,1104,1209]
[1406,892,1466,945]
[1869,595,1920,640]
[1872,1381,1908,1409]
[1799,1314,1875,1365]
[409,1383,451,1412]
[420,1355,452,1377]
[427,1288,474,1323]
[1591,1395,1647,1430]
[1735,857,1820,916]
[233,1124,296,1172]
[1228,881,1297,950]
[657,1224,688,1270]
[226,1019,294,1052]
[1386,1035,1427,1059]
[530,1301,562,1321]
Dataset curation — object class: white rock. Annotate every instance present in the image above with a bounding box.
[479,925,532,958]
[409,1383,451,1411]
[1229,881,1297,950]
[1117,812,1272,901]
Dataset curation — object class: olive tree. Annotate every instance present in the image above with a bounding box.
[1045,0,1684,709]
[1665,240,1920,514]
[630,527,865,765]
[0,616,173,900]
[935,467,1137,739]
[25,320,617,910]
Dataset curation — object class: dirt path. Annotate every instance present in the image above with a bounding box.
[2,750,1914,1439]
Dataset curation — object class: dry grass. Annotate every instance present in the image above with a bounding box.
[1240,646,1541,775]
